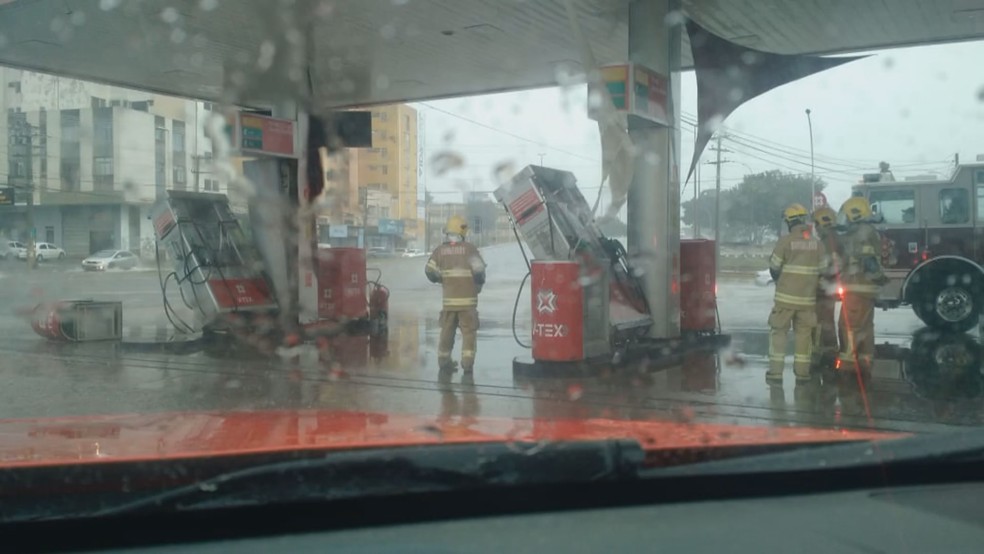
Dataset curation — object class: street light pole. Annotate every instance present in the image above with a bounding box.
[537,153,546,166]
[805,108,815,208]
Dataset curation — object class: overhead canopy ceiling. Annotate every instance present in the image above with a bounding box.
[0,0,983,109]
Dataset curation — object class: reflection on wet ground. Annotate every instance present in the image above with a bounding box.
[0,253,980,435]
[2,310,981,436]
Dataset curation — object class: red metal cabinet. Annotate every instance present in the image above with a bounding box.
[680,239,717,332]
[317,248,368,320]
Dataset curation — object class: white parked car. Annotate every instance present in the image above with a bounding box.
[755,269,774,287]
[18,242,66,261]
[81,249,139,271]
[0,240,25,260]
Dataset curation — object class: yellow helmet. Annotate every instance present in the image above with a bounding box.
[813,206,836,228]
[839,196,872,223]
[445,214,469,236]
[783,203,808,225]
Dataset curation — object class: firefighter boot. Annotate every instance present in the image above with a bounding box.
[437,310,459,372]
[793,310,817,382]
[458,309,479,373]
[767,308,793,384]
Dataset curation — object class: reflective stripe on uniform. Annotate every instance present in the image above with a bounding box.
[860,245,876,255]
[443,297,478,308]
[461,349,475,358]
[426,260,439,271]
[793,354,812,364]
[774,291,816,306]
[845,284,880,294]
[441,269,473,278]
[781,264,820,276]
[769,253,783,269]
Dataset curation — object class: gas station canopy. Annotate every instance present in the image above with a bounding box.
[1,0,983,107]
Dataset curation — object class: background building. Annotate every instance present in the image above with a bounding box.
[317,104,420,251]
[0,67,225,258]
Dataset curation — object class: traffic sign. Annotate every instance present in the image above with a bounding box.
[813,192,828,209]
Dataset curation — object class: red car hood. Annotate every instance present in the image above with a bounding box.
[0,409,904,469]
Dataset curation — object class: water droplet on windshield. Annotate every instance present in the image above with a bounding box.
[257,40,277,71]
[99,0,121,10]
[198,482,218,492]
[200,0,220,11]
[431,151,465,176]
[161,7,179,24]
[664,10,686,26]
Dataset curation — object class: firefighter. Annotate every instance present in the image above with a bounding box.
[425,215,487,373]
[812,206,842,364]
[837,196,887,371]
[767,203,828,384]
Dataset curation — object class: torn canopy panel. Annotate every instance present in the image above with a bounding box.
[685,20,865,184]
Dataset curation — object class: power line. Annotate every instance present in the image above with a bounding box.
[418,102,600,164]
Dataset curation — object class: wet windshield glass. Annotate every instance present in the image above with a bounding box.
[0,0,982,522]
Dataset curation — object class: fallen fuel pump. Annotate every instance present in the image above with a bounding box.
[495,165,728,375]
[149,191,388,356]
[30,190,388,366]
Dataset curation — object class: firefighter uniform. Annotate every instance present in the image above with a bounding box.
[813,207,842,362]
[425,215,487,372]
[767,204,828,383]
[837,197,885,370]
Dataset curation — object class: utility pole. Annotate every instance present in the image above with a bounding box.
[537,152,546,166]
[706,134,731,268]
[805,108,815,209]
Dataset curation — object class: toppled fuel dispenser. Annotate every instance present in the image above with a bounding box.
[496,165,727,374]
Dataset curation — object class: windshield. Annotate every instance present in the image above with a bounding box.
[1,0,983,524]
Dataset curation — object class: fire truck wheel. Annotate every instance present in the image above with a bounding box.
[913,283,979,333]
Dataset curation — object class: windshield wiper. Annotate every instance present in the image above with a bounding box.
[90,440,644,517]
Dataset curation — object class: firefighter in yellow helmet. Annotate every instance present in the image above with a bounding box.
[812,206,842,364]
[425,215,487,373]
[837,196,886,371]
[766,203,830,384]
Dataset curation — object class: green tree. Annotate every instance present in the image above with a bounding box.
[681,170,825,244]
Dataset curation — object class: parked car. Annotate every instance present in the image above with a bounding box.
[401,248,423,258]
[18,242,66,261]
[0,240,25,260]
[81,250,139,271]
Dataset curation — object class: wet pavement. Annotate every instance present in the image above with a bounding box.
[0,246,981,436]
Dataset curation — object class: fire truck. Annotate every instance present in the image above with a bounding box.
[852,163,984,332]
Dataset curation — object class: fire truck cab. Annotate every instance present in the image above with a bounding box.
[853,164,984,332]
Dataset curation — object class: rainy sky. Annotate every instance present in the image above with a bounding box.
[417,39,984,217]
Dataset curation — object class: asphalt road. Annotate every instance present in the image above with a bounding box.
[0,248,979,435]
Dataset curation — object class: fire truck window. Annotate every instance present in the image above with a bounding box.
[939,188,969,224]
[868,189,915,224]
[976,187,984,222]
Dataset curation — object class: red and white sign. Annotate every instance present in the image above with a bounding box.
[209,278,273,309]
[813,192,828,209]
[530,261,583,362]
[509,187,544,226]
